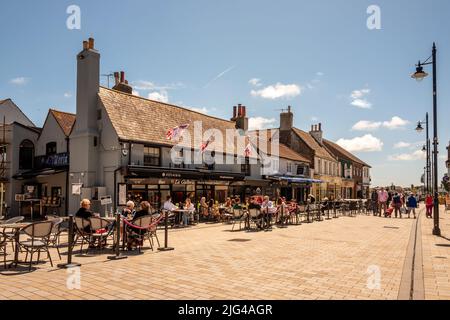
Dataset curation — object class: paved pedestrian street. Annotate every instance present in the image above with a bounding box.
[0,206,449,300]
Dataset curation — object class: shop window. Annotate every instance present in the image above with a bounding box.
[46,142,57,155]
[19,140,34,170]
[287,162,292,173]
[144,146,160,166]
[297,166,305,175]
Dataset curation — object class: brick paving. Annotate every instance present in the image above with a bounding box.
[0,211,443,300]
[421,205,450,300]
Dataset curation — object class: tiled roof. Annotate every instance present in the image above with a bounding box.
[248,129,310,164]
[279,144,310,163]
[50,109,76,137]
[292,128,336,161]
[99,87,246,156]
[323,139,371,168]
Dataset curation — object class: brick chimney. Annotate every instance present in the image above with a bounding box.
[280,106,293,131]
[231,103,248,131]
[112,71,133,94]
[310,123,323,144]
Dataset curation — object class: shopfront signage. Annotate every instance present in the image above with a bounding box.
[100,195,113,205]
[35,152,69,169]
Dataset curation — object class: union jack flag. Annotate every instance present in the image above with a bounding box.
[244,143,252,157]
[166,124,189,141]
[200,135,215,153]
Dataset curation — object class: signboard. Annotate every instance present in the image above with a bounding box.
[72,183,83,195]
[15,194,25,202]
[100,195,112,205]
[118,183,127,206]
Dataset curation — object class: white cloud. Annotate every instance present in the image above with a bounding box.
[248,117,277,130]
[352,120,382,131]
[249,78,262,87]
[190,107,209,114]
[10,77,30,85]
[393,141,411,149]
[132,80,183,91]
[251,83,302,100]
[63,92,72,98]
[336,134,383,152]
[350,88,372,109]
[148,90,168,103]
[351,116,410,131]
[382,116,409,130]
[389,150,426,161]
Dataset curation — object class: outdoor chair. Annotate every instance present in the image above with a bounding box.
[297,205,307,223]
[221,208,234,224]
[73,217,93,255]
[248,208,262,230]
[0,231,6,268]
[231,208,246,231]
[18,221,54,271]
[1,216,25,252]
[146,214,164,250]
[48,217,64,259]
[88,217,114,253]
[124,215,153,253]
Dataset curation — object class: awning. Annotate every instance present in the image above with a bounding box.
[13,168,68,180]
[267,175,323,184]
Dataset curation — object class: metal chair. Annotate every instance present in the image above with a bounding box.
[1,216,25,252]
[0,231,6,269]
[19,221,54,271]
[248,208,263,230]
[73,217,92,255]
[125,215,153,253]
[48,218,64,259]
[88,217,114,253]
[231,208,247,231]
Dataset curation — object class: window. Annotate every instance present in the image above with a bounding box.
[19,140,34,170]
[173,149,184,169]
[144,146,160,166]
[297,166,305,175]
[46,142,57,155]
[287,162,292,173]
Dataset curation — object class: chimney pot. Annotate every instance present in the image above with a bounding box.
[88,38,94,49]
[120,71,125,83]
[114,72,120,85]
[233,106,237,119]
[243,106,246,117]
[319,123,322,131]
[83,41,89,50]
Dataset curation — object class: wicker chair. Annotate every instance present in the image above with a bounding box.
[0,231,6,269]
[1,216,25,252]
[48,218,64,259]
[125,215,153,253]
[19,221,54,271]
[88,217,114,253]
[231,208,247,231]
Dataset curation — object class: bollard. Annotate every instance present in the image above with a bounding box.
[57,214,81,268]
[107,212,127,260]
[158,210,174,251]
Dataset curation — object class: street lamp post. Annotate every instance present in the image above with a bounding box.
[411,42,441,236]
[416,113,431,193]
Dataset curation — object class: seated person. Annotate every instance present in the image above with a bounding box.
[133,201,151,219]
[182,198,195,226]
[127,201,151,250]
[75,199,93,220]
[121,200,136,218]
[248,197,261,210]
[233,197,242,210]
[200,197,209,218]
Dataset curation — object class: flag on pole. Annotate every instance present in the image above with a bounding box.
[166,124,189,141]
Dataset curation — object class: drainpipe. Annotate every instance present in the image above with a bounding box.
[113,166,123,213]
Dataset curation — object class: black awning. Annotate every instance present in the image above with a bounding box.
[202,171,246,182]
[13,168,68,180]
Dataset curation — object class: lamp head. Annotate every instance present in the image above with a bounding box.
[415,122,424,132]
[411,64,429,82]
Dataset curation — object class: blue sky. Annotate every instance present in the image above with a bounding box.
[1,0,449,187]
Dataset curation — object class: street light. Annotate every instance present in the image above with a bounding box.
[415,114,431,194]
[411,42,440,236]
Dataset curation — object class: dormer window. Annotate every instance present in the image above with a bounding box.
[46,142,57,156]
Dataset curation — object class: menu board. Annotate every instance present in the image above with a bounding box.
[118,183,127,206]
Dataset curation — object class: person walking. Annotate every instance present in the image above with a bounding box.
[406,193,418,219]
[377,188,388,217]
[392,193,402,218]
[371,189,379,216]
[425,194,433,218]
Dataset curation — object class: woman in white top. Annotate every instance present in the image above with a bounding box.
[183,198,195,226]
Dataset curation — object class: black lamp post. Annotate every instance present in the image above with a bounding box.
[415,114,431,193]
[411,42,440,236]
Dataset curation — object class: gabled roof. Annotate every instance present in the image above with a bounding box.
[50,109,76,137]
[0,98,36,127]
[99,87,245,156]
[292,128,336,161]
[278,144,310,163]
[323,139,371,168]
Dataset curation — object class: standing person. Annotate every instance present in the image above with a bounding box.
[261,196,274,229]
[425,194,433,218]
[406,193,418,219]
[371,189,379,216]
[392,193,402,218]
[200,197,209,219]
[377,188,388,217]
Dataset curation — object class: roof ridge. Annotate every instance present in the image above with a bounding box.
[50,108,76,116]
[100,86,235,125]
[323,138,370,167]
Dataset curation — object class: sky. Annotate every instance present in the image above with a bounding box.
[1,0,449,187]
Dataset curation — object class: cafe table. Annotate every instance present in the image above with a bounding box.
[171,209,193,227]
[1,222,31,268]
